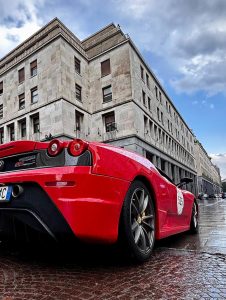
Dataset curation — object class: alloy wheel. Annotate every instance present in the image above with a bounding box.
[130,188,155,253]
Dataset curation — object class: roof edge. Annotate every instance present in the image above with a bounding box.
[82,23,116,43]
[0,17,84,64]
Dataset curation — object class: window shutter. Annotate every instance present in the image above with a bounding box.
[30,60,37,69]
[18,68,25,82]
[101,59,110,77]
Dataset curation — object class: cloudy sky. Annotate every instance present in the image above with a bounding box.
[0,0,226,177]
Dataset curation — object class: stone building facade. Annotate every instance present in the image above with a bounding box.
[0,18,221,194]
[194,140,222,195]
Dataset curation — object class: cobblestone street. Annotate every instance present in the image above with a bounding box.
[0,198,226,300]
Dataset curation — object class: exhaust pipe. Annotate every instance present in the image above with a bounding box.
[12,185,23,198]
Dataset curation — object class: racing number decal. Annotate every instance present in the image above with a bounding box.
[177,188,184,215]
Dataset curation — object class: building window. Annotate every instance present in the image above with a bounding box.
[144,115,148,134]
[155,86,158,99]
[159,91,162,103]
[74,57,81,74]
[8,124,15,141]
[75,84,82,102]
[103,85,112,102]
[75,111,83,131]
[161,158,165,171]
[104,112,116,132]
[32,114,40,133]
[0,128,4,144]
[101,59,111,77]
[19,93,25,110]
[0,81,3,95]
[19,119,26,138]
[157,107,160,121]
[0,104,3,119]
[146,74,150,89]
[149,120,153,136]
[154,125,157,140]
[30,60,37,77]
[18,68,25,83]
[140,66,144,80]
[148,97,151,110]
[31,87,38,104]
[142,91,146,106]
[161,112,164,125]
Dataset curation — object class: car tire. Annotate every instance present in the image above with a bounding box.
[119,180,155,262]
[190,200,199,234]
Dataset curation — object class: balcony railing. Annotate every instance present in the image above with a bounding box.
[103,122,117,141]
[75,130,86,139]
[106,122,117,132]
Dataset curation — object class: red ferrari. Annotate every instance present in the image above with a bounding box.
[0,139,198,261]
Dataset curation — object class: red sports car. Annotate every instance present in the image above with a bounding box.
[0,139,198,261]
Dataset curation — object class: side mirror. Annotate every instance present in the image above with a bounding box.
[177,177,193,188]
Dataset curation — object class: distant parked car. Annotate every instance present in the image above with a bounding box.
[197,193,208,200]
[197,193,203,200]
[222,192,226,199]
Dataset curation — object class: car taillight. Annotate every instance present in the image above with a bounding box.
[68,139,88,156]
[47,139,64,156]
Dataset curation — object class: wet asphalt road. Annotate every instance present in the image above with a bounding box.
[0,198,225,299]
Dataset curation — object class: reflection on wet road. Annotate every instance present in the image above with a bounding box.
[158,198,226,254]
[0,198,225,299]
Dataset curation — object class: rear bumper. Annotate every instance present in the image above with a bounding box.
[0,167,130,243]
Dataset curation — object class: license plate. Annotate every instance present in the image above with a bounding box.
[0,186,12,201]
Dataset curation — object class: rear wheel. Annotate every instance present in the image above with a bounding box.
[190,201,199,234]
[120,180,155,262]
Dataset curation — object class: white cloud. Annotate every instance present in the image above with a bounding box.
[210,153,226,179]
[0,0,46,59]
[115,0,226,96]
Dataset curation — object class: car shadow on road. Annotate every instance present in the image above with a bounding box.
[0,231,194,269]
[0,240,135,268]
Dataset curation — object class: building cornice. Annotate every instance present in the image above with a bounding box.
[0,18,87,77]
[82,23,115,43]
[0,97,91,126]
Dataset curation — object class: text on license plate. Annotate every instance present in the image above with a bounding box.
[0,186,12,201]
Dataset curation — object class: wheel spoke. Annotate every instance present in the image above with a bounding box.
[131,201,139,216]
[134,191,140,202]
[142,220,154,231]
[134,225,142,244]
[141,195,149,214]
[139,228,147,251]
[142,226,151,247]
[132,220,139,232]
[142,214,153,220]
[139,189,145,213]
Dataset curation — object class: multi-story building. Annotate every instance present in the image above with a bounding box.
[194,140,222,195]
[0,18,221,194]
